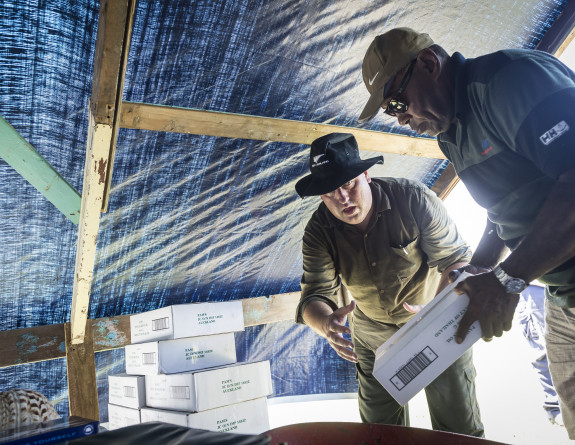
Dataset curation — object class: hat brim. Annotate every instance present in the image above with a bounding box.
[295,156,384,198]
[358,87,385,123]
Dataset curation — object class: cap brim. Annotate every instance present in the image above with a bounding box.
[295,156,384,198]
[358,88,385,123]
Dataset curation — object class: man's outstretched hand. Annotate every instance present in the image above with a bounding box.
[321,300,358,363]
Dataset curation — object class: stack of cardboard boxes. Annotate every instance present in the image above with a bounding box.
[107,301,273,434]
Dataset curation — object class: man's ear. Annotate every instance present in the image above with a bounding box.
[364,171,371,183]
[417,48,442,80]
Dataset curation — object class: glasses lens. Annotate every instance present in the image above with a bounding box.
[384,98,408,116]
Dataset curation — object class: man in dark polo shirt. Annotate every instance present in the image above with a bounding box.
[358,27,575,437]
[294,132,484,436]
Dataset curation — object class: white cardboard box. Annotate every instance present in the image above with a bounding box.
[107,404,141,430]
[130,301,245,344]
[145,360,273,412]
[140,397,270,435]
[125,333,237,375]
[108,373,146,409]
[373,272,481,406]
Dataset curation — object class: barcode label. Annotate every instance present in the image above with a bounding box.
[390,346,438,390]
[169,386,191,399]
[152,317,170,331]
[123,386,136,398]
[142,352,157,365]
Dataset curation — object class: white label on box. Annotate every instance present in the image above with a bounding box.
[126,333,237,375]
[107,404,141,430]
[145,361,272,412]
[140,408,188,427]
[373,272,481,406]
[108,374,146,409]
[188,397,269,435]
[195,361,272,411]
[130,301,245,344]
[131,306,173,343]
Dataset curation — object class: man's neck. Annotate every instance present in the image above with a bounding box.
[356,205,374,233]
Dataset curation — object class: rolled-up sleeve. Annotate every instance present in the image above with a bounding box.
[295,218,341,324]
[412,185,472,273]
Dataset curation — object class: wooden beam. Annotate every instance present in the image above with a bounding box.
[65,322,99,420]
[120,102,445,159]
[0,116,81,224]
[242,292,301,327]
[0,293,302,369]
[430,162,460,201]
[0,324,66,368]
[91,0,136,212]
[71,112,112,345]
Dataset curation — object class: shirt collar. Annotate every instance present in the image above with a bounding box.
[452,52,470,119]
[440,52,469,144]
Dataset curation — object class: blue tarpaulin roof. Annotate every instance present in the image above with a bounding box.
[0,0,568,421]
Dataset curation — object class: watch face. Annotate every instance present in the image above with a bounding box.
[506,278,526,294]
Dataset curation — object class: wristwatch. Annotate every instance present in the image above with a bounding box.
[492,265,528,294]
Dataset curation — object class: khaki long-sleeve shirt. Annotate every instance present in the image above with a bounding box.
[295,177,472,325]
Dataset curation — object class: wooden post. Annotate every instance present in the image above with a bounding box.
[65,322,99,420]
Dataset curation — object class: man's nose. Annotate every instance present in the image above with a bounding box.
[335,188,349,203]
[397,113,411,126]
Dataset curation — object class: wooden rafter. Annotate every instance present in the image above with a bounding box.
[120,102,446,159]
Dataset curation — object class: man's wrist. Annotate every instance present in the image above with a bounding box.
[492,264,529,294]
[469,263,493,272]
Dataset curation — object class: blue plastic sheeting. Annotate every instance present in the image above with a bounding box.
[0,0,568,409]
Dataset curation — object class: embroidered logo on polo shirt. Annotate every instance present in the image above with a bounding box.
[480,139,493,155]
[540,120,569,146]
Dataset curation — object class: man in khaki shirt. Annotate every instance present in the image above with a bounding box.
[294,132,483,436]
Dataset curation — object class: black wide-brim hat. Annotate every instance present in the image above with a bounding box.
[295,133,384,198]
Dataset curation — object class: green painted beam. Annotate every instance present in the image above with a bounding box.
[0,115,81,224]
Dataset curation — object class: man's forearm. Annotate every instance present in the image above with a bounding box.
[501,168,575,282]
[470,219,508,269]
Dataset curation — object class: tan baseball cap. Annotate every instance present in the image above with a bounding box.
[358,28,434,122]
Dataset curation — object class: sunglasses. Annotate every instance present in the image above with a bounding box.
[383,60,416,116]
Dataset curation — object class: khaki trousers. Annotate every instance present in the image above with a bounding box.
[545,298,575,439]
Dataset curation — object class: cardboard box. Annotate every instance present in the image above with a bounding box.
[130,301,245,344]
[108,373,146,409]
[125,332,237,375]
[140,397,270,435]
[107,404,141,430]
[0,416,98,445]
[373,272,481,406]
[145,360,272,412]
